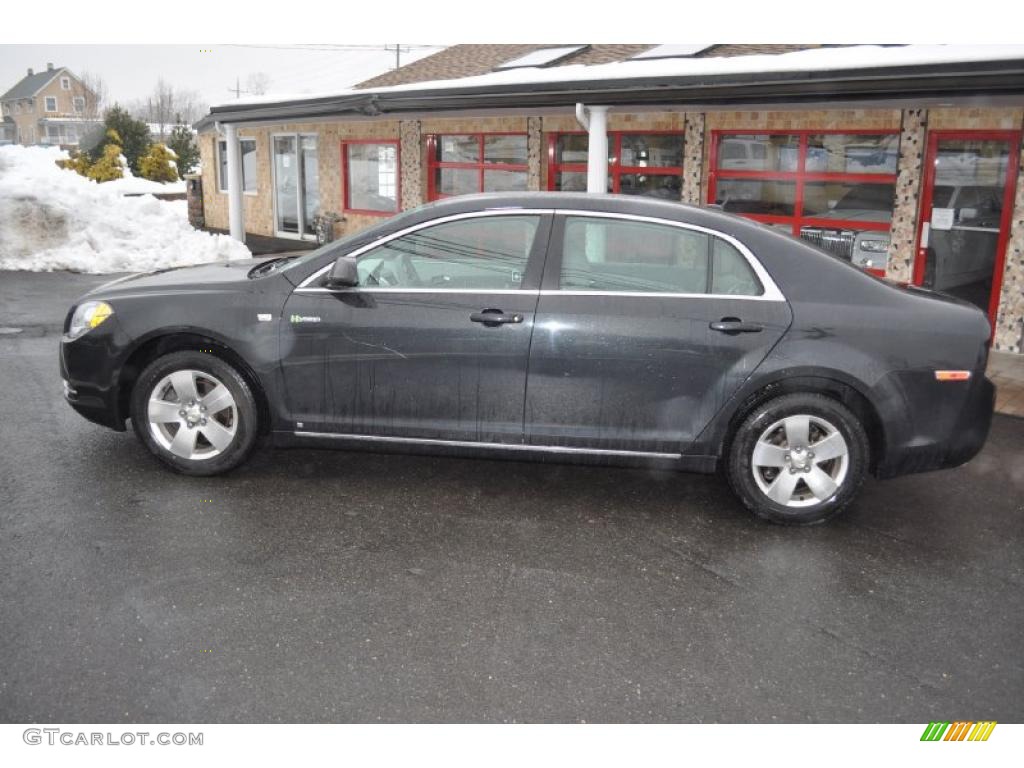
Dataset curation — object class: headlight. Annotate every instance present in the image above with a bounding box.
[67,301,114,340]
[857,238,890,253]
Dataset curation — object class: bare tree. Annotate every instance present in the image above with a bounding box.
[172,89,208,126]
[128,81,209,136]
[145,78,176,141]
[72,71,106,123]
[245,72,271,96]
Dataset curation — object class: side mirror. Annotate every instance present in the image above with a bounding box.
[326,257,358,288]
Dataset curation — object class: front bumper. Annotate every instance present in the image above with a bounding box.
[59,321,131,432]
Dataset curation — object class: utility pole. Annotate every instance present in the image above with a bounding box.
[228,76,243,99]
[384,45,409,70]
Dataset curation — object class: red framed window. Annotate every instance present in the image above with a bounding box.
[547,131,684,197]
[342,139,400,216]
[708,130,900,269]
[426,133,528,200]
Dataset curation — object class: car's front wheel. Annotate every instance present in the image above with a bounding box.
[130,350,259,475]
[726,393,868,525]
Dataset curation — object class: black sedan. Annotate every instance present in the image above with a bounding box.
[60,193,995,524]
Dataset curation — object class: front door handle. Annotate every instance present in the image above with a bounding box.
[470,309,524,327]
[710,317,763,334]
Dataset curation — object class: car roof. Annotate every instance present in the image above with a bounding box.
[406,192,772,238]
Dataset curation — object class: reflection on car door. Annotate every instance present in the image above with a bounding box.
[525,213,792,454]
[280,212,551,443]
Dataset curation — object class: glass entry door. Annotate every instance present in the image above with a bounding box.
[914,131,1020,323]
[273,134,319,238]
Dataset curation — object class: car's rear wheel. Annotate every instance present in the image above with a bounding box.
[726,393,868,525]
[130,351,258,476]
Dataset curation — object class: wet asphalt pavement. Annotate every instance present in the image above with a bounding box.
[0,270,1022,723]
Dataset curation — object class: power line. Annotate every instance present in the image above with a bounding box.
[216,45,446,101]
[223,43,437,53]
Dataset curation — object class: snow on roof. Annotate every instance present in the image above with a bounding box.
[630,44,711,60]
[494,46,589,70]
[210,44,1024,109]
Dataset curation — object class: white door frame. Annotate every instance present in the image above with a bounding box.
[270,132,319,240]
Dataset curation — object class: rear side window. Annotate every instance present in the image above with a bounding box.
[559,216,763,296]
[711,239,762,296]
[356,214,540,290]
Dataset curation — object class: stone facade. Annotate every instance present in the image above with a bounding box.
[886,108,927,284]
[185,175,204,229]
[681,112,704,205]
[526,116,543,192]
[198,105,1024,356]
[927,107,1023,131]
[399,120,423,210]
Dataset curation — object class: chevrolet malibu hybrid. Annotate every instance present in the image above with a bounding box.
[60,193,995,524]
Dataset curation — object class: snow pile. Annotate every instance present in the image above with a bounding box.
[105,144,187,195]
[0,145,248,273]
[105,173,186,196]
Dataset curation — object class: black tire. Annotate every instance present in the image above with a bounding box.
[130,350,259,476]
[725,393,869,525]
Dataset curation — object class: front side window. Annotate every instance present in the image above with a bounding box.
[710,131,898,267]
[44,96,57,112]
[61,77,70,90]
[218,139,257,193]
[559,216,762,296]
[343,141,399,214]
[427,134,529,200]
[548,132,684,199]
[72,96,85,113]
[355,215,540,290]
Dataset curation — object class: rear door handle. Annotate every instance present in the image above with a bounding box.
[470,309,524,326]
[710,317,763,334]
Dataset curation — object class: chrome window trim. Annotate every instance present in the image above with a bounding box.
[552,209,786,302]
[294,206,786,303]
[294,431,681,460]
[295,287,538,295]
[296,208,550,291]
[538,290,769,299]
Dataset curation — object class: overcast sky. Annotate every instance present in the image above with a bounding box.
[0,44,444,111]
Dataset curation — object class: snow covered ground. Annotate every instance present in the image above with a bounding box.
[0,146,248,273]
[105,174,187,196]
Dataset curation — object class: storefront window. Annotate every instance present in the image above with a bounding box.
[710,130,899,270]
[217,138,257,193]
[806,133,898,174]
[548,132,683,198]
[343,141,399,214]
[713,179,797,216]
[716,134,799,172]
[427,133,528,200]
[801,181,895,221]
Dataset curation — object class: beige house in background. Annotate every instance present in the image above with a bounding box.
[0,63,101,147]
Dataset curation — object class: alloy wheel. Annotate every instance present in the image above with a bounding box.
[147,369,238,461]
[750,414,850,507]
